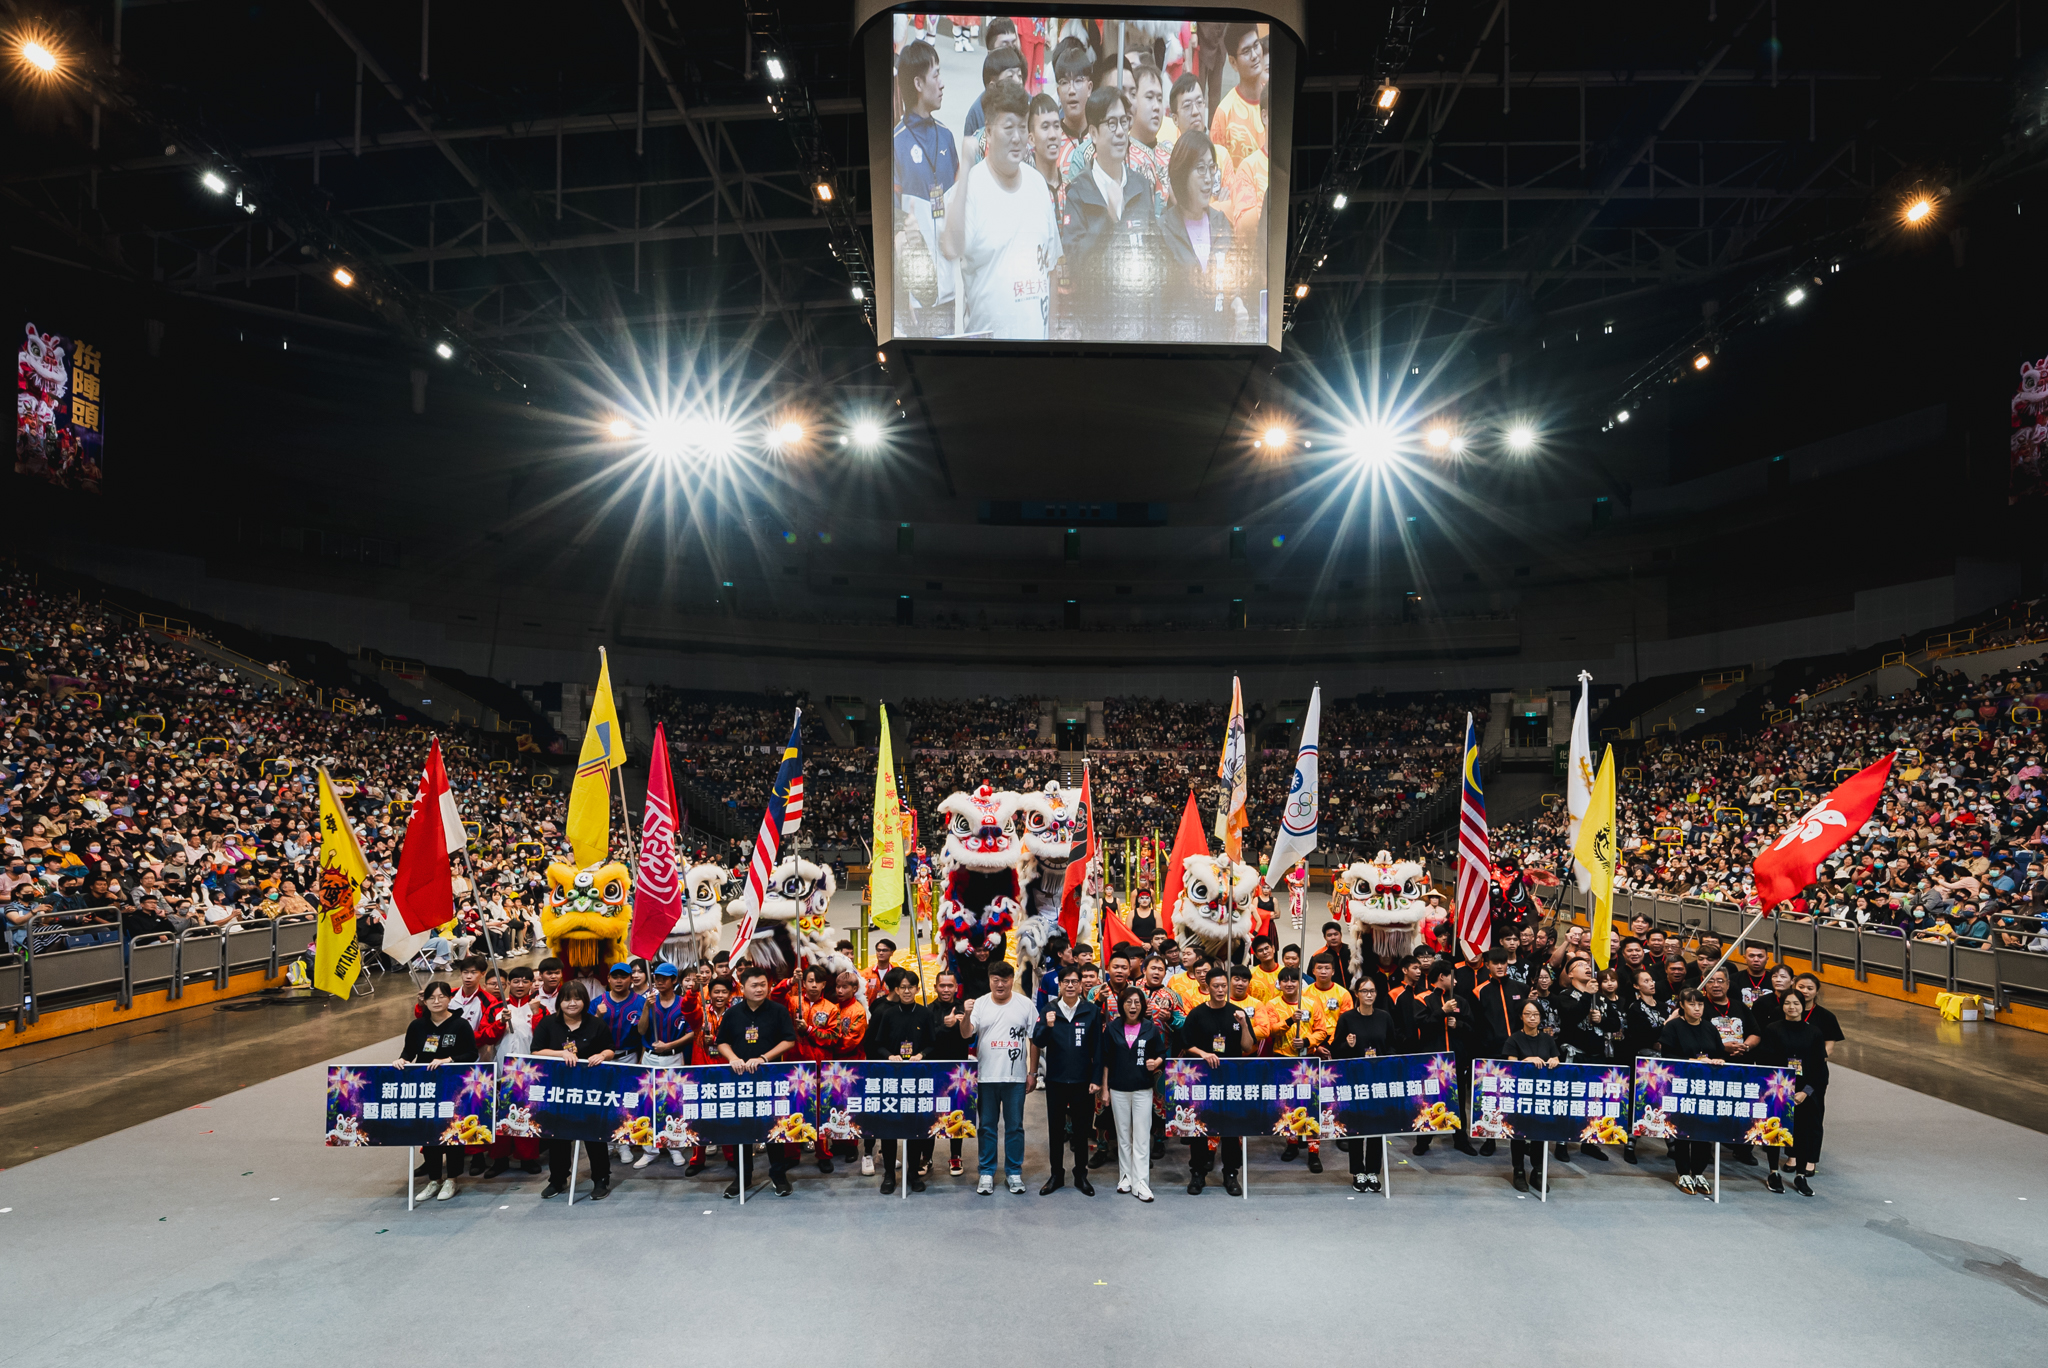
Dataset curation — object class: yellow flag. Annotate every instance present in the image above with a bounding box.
[567,647,622,868]
[313,766,371,999]
[868,703,904,929]
[1571,745,1620,969]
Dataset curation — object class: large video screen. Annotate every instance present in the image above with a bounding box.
[15,322,104,492]
[878,14,1279,345]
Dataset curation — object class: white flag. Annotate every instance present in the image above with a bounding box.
[1266,687,1320,879]
[1567,671,1595,893]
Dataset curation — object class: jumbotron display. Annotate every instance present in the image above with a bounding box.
[872,13,1286,346]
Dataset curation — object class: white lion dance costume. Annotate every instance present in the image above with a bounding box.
[660,863,729,968]
[937,784,1026,978]
[1338,850,1445,958]
[1016,781,1095,967]
[725,855,855,988]
[1172,853,1261,962]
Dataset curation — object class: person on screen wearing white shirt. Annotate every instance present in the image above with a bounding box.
[961,960,1039,1194]
[940,80,1059,340]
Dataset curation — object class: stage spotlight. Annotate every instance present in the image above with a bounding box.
[764,55,785,81]
[815,181,835,202]
[1450,436,1468,454]
[1348,424,1397,467]
[1263,425,1290,449]
[434,341,454,359]
[21,38,58,72]
[1293,283,1310,299]
[851,285,865,301]
[606,417,632,439]
[1425,425,1452,451]
[1692,352,1712,371]
[1785,287,1806,306]
[773,420,804,446]
[1506,425,1535,454]
[1331,193,1348,210]
[851,419,882,449]
[1615,409,1631,424]
[1375,83,1400,111]
[330,266,354,288]
[1904,196,1934,224]
[201,171,228,194]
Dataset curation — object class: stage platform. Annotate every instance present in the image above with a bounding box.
[3,1034,2045,1365]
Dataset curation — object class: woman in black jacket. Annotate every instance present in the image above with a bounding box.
[1656,988,1726,1195]
[1096,986,1167,1202]
[1756,990,1830,1195]
[530,981,618,1201]
[1330,977,1393,1193]
[1616,967,1670,1164]
[394,980,478,1202]
[1156,130,1246,343]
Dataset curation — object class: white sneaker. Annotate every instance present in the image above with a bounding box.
[1116,1178,1132,1194]
[434,1178,456,1201]
[861,1154,875,1177]
[976,1175,995,1195]
[668,1148,686,1167]
[616,1144,633,1165]
[1006,1174,1026,1194]
[1133,1183,1155,1202]
[633,1151,656,1169]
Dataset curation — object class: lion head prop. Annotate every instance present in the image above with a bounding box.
[1339,850,1444,957]
[542,860,633,981]
[726,854,836,976]
[1173,852,1261,959]
[1015,781,1093,965]
[937,784,1026,971]
[657,862,729,968]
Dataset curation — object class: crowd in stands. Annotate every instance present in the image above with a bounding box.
[1473,655,2047,949]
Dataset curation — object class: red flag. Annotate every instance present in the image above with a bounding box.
[392,738,463,935]
[1100,909,1143,958]
[1058,765,1095,941]
[629,722,684,961]
[1751,752,1896,909]
[1158,792,1209,937]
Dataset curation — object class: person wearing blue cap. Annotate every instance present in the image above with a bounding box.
[592,962,647,1167]
[637,962,697,1169]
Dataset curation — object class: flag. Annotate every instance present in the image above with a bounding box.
[1571,745,1619,969]
[1100,908,1143,959]
[1454,712,1492,955]
[566,646,622,869]
[313,766,371,999]
[391,737,464,935]
[1058,762,1095,941]
[1752,752,1896,910]
[628,722,684,961]
[1215,675,1248,861]
[1158,791,1208,937]
[730,712,805,961]
[868,703,905,930]
[1266,686,1321,880]
[1566,670,1596,893]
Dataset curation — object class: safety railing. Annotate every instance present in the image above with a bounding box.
[7,910,319,1031]
[1551,885,2048,1013]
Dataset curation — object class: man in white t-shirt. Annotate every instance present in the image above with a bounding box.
[961,960,1038,1193]
[940,80,1058,340]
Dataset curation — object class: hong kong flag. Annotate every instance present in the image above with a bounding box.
[1751,752,1896,910]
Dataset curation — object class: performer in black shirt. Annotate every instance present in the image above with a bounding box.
[395,981,478,1201]
[1330,978,1392,1193]
[1756,990,1831,1195]
[1656,989,1726,1194]
[864,967,938,1194]
[1177,969,1256,1196]
[529,981,617,1201]
[715,965,799,1197]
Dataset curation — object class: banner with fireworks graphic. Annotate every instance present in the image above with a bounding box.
[324,1064,497,1148]
[493,1055,655,1147]
[1159,1057,1371,1140]
[1631,1057,1795,1147]
[814,1060,979,1142]
[647,1061,819,1150]
[1312,1053,1462,1139]
[1469,1060,1631,1146]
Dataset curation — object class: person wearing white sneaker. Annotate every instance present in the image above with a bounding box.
[963,962,1038,1194]
[394,980,479,1205]
[1096,985,1166,1204]
[1657,989,1727,1195]
[976,1175,995,1195]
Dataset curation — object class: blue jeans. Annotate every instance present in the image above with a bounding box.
[977,1081,1027,1178]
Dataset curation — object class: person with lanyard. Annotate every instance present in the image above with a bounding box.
[715,965,799,1198]
[1385,954,1425,1050]
[1750,963,1797,1034]
[961,960,1038,1195]
[633,963,695,1169]
[1789,972,1842,1168]
[394,980,478,1202]
[485,965,548,1177]
[1410,961,1477,1157]
[1698,966,1762,1165]
[530,981,617,1201]
[1657,988,1727,1195]
[683,972,735,1177]
[1756,989,1830,1195]
[1262,966,1331,1168]
[1503,999,1561,1194]
[1617,966,1672,1164]
[1733,942,1776,1010]
[1310,921,1353,987]
[1246,936,1282,1002]
[1551,959,1612,1162]
[1303,952,1355,1023]
[1177,967,1257,1195]
[809,969,871,1175]
[926,970,974,1177]
[864,966,937,1195]
[1330,976,1392,1192]
[1471,946,1528,1066]
[1096,984,1167,1201]
[590,962,648,1169]
[891,39,959,324]
[1029,965,1103,1196]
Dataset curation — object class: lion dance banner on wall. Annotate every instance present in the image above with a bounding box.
[15,322,103,492]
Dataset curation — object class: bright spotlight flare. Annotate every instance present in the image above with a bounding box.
[1506,425,1536,454]
[606,417,633,439]
[771,421,804,447]
[1260,425,1290,450]
[850,419,882,449]
[21,38,59,72]
[1347,423,1398,468]
[1904,196,1935,225]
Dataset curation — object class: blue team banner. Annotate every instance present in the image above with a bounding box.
[493,1055,655,1147]
[1631,1057,1796,1147]
[1469,1059,1632,1146]
[647,1062,819,1150]
[1313,1053,1462,1140]
[323,1064,497,1148]
[815,1060,980,1142]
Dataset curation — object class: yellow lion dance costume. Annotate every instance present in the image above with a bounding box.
[541,861,633,982]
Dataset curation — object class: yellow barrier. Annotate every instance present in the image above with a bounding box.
[134,714,165,734]
[1654,826,1683,845]
[1773,787,1805,806]
[489,760,512,774]
[530,773,555,790]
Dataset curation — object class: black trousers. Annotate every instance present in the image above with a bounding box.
[1792,1094,1825,1166]
[1343,1136,1384,1174]
[1043,1081,1093,1174]
[1188,1136,1243,1176]
[880,1136,934,1176]
[1510,1137,1540,1172]
[1670,1139,1709,1176]
[420,1144,461,1180]
[547,1138,611,1186]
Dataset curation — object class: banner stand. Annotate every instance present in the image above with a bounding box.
[567,1144,579,1206]
[1241,1143,1248,1201]
[1539,1145,1549,1203]
[1380,1138,1390,1199]
[1712,1143,1721,1204]
[738,1144,746,1206]
[901,1140,908,1201]
[407,1147,416,1211]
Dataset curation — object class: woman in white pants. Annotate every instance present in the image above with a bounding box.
[1096,986,1167,1201]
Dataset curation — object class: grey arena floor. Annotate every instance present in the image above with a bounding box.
[4,1036,2045,1365]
